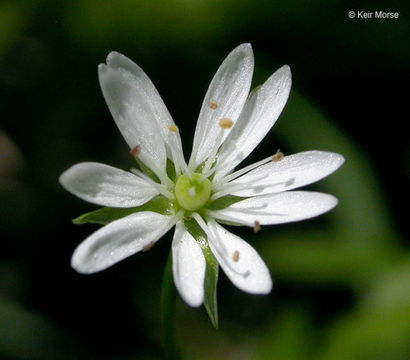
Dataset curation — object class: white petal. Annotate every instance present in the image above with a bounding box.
[71,212,175,273]
[225,151,345,196]
[214,65,292,180]
[210,191,338,226]
[98,62,168,179]
[172,222,206,307]
[189,44,254,170]
[207,221,272,294]
[59,162,158,207]
[106,52,186,169]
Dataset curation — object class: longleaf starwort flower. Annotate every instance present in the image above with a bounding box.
[60,44,344,307]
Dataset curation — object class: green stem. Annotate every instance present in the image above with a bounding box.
[161,250,180,360]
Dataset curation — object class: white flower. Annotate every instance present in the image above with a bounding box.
[60,44,344,307]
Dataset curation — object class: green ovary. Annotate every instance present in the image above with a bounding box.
[175,173,212,211]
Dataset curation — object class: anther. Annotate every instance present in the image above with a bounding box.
[233,250,240,262]
[209,100,218,109]
[219,118,234,129]
[272,150,284,162]
[168,125,179,133]
[253,220,261,233]
[143,241,155,252]
[130,145,141,157]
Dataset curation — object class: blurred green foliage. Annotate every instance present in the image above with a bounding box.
[0,0,408,359]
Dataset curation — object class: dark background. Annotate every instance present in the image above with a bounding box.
[1,1,409,359]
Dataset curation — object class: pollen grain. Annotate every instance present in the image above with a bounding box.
[219,118,234,129]
[143,241,155,252]
[253,220,261,233]
[168,125,179,133]
[272,151,284,162]
[209,100,218,109]
[130,145,141,157]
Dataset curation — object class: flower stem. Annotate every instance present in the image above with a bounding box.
[161,250,180,360]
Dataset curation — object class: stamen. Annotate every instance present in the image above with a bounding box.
[168,125,179,133]
[130,145,141,157]
[165,125,192,179]
[193,214,230,257]
[130,168,175,200]
[233,250,240,262]
[214,169,295,197]
[207,208,286,227]
[149,163,175,188]
[179,159,192,180]
[201,118,234,177]
[272,150,284,162]
[192,213,211,237]
[209,100,218,109]
[129,143,174,187]
[210,183,249,201]
[218,118,234,129]
[216,155,273,186]
[200,162,219,181]
[142,241,155,252]
[173,210,185,224]
[253,220,261,233]
[205,210,245,226]
[202,140,236,181]
[169,145,181,176]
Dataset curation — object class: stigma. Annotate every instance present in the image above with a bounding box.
[174,173,212,211]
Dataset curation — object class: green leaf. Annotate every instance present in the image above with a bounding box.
[160,251,181,360]
[207,194,247,211]
[73,195,174,225]
[166,158,177,182]
[184,218,219,329]
[194,157,218,180]
[73,207,138,225]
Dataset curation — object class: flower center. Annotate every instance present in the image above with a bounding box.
[175,173,212,211]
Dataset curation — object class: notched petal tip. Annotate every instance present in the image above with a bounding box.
[184,294,204,308]
[249,272,273,295]
[234,43,254,61]
[225,43,254,67]
[326,152,345,172]
[58,170,67,187]
[336,153,346,166]
[266,65,292,92]
[308,150,345,175]
[280,64,291,73]
[207,222,273,295]
[259,278,273,294]
[106,50,123,63]
[328,194,339,208]
[276,64,292,83]
[70,254,93,274]
[236,42,252,51]
[106,51,138,72]
[313,193,339,215]
[58,163,79,189]
[70,242,98,274]
[98,63,108,76]
[71,249,108,275]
